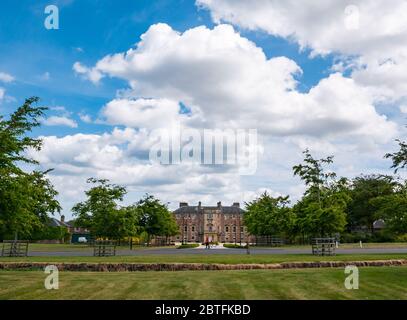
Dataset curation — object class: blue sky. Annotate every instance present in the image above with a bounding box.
[1,0,333,136]
[1,0,405,217]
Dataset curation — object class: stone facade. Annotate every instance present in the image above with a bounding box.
[172,202,252,243]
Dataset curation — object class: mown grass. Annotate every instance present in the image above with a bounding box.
[0,267,406,299]
[1,253,407,264]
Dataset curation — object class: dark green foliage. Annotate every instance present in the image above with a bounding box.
[244,192,295,238]
[73,182,178,243]
[135,194,179,245]
[0,97,60,240]
[292,150,349,238]
[347,175,398,232]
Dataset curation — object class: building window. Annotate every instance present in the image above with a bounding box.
[192,226,195,232]
[209,226,213,232]
[192,236,195,240]
[240,226,244,232]
[233,226,236,233]
[225,226,229,232]
[184,226,187,232]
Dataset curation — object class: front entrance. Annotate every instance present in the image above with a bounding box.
[204,233,218,243]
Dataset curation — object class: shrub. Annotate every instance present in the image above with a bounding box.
[395,234,407,242]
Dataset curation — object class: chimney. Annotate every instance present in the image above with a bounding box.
[179,202,188,208]
[60,215,65,222]
[217,201,222,208]
[232,202,240,208]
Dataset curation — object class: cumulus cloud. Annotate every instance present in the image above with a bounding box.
[42,116,78,128]
[0,72,14,83]
[0,87,5,100]
[51,20,403,216]
[29,129,249,212]
[73,62,104,84]
[102,98,188,129]
[79,113,92,123]
[75,23,396,145]
[196,0,407,100]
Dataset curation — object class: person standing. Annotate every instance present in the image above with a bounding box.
[205,237,209,249]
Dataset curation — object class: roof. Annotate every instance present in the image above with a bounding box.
[173,204,244,215]
[47,217,70,228]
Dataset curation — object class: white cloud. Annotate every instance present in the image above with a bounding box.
[45,20,402,216]
[73,62,103,84]
[30,129,248,214]
[79,113,92,123]
[42,116,78,128]
[75,23,396,145]
[0,87,5,100]
[102,98,187,129]
[197,0,407,101]
[0,72,14,83]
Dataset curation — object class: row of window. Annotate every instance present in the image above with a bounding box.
[176,214,240,219]
[182,226,245,233]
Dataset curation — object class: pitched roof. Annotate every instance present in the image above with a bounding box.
[47,217,70,228]
[173,204,244,214]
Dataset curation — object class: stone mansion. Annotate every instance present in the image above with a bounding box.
[172,202,251,243]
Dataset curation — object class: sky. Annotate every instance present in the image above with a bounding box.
[1,0,406,219]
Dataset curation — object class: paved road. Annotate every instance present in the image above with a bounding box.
[27,247,407,256]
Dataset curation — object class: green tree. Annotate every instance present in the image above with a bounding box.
[385,139,407,173]
[372,193,407,235]
[347,175,397,233]
[72,178,129,239]
[244,192,294,238]
[135,194,178,245]
[292,150,349,238]
[0,97,61,240]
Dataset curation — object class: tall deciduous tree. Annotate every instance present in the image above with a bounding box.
[293,150,348,238]
[72,178,129,239]
[135,194,178,245]
[0,97,61,240]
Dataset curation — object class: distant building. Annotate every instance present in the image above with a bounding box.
[65,217,91,243]
[172,202,252,243]
[48,215,70,229]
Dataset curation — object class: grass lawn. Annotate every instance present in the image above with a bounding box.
[1,253,407,264]
[0,267,406,299]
